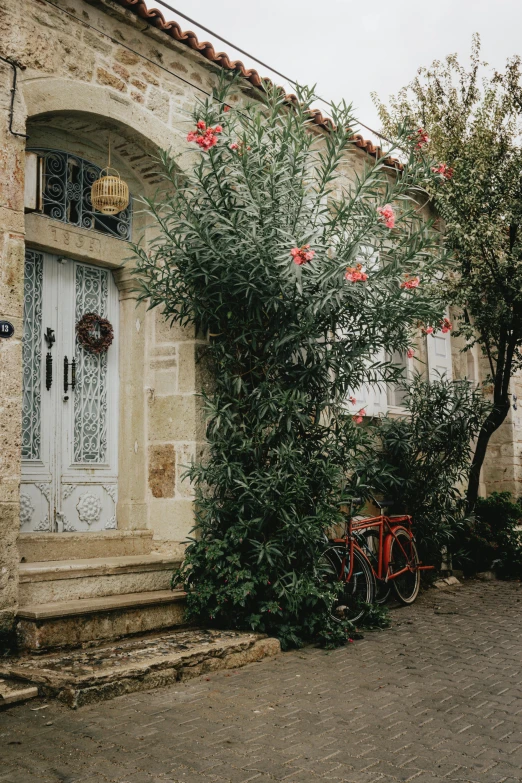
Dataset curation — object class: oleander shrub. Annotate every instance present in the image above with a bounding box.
[454,492,522,578]
[133,77,451,648]
[357,376,490,566]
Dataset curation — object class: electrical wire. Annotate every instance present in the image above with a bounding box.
[152,0,394,144]
[38,0,397,155]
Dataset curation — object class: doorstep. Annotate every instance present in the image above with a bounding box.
[0,628,281,708]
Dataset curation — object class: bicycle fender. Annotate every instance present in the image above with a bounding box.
[383,526,412,576]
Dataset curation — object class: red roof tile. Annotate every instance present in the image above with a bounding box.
[114,0,400,166]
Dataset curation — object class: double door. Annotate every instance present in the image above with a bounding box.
[20,250,119,533]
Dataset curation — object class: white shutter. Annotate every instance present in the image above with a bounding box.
[346,350,387,417]
[24,152,40,212]
[427,315,453,381]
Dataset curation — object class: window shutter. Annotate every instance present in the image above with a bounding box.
[427,317,453,381]
[24,152,40,212]
[346,350,387,417]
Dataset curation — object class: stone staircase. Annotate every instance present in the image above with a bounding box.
[15,533,186,652]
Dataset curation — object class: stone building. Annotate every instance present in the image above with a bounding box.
[0,0,520,650]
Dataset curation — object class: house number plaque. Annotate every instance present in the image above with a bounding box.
[0,321,14,338]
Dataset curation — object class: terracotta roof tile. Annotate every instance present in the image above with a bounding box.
[114,0,400,167]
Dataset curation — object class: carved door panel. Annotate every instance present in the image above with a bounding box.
[20,251,119,533]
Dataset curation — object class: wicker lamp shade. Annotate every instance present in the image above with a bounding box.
[91,167,130,215]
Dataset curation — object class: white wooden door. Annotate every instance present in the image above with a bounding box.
[20,250,119,533]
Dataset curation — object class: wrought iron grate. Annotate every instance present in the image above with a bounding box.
[29,148,132,241]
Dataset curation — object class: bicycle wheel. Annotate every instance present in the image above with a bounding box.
[388,528,420,605]
[320,546,375,624]
[358,529,391,604]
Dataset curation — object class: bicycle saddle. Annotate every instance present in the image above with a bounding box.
[372,498,395,511]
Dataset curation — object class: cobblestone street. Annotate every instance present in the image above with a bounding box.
[1,580,522,783]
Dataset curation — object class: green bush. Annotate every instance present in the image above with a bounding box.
[357,375,490,565]
[454,492,522,579]
[134,78,450,648]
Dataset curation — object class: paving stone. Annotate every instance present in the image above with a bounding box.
[0,582,521,783]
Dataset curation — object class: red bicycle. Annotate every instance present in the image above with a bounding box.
[321,497,433,623]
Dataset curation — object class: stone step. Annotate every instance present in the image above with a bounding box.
[18,530,154,562]
[19,554,182,604]
[0,629,280,708]
[16,590,187,651]
[0,677,39,708]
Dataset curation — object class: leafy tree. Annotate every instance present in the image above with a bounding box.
[133,78,449,648]
[374,36,522,509]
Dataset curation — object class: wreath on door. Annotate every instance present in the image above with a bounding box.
[76,312,114,354]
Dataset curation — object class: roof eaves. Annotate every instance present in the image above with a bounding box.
[113,0,401,168]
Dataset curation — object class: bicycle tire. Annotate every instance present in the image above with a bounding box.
[388,528,421,605]
[320,545,375,624]
[358,529,391,605]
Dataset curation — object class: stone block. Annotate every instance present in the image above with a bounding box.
[146,88,170,122]
[148,393,201,441]
[149,498,194,542]
[154,369,177,395]
[96,67,126,93]
[116,48,140,66]
[84,29,113,55]
[178,342,196,393]
[148,444,176,498]
[0,233,25,316]
[14,591,187,652]
[19,554,181,604]
[155,306,195,342]
[17,531,153,562]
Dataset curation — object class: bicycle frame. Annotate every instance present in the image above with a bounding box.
[331,513,433,584]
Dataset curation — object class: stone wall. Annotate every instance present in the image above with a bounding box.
[0,52,26,632]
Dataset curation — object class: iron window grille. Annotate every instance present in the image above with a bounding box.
[28,148,132,241]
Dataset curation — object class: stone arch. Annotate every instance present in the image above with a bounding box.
[21,77,184,164]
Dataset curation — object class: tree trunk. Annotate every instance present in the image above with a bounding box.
[466,399,511,511]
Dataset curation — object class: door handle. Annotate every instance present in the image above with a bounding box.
[44,327,55,391]
[46,351,53,391]
[63,356,76,396]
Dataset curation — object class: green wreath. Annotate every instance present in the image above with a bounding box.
[76,312,114,355]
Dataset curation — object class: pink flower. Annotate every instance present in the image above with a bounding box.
[352,408,366,424]
[223,105,230,112]
[407,348,415,359]
[377,204,395,229]
[415,128,430,148]
[432,163,454,180]
[345,263,368,283]
[229,142,239,150]
[290,244,315,265]
[187,123,222,152]
[348,396,357,405]
[401,275,420,290]
[440,317,452,333]
[423,326,434,335]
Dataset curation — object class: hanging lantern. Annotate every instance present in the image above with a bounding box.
[91,133,130,216]
[91,167,129,215]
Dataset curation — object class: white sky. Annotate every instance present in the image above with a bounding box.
[151,0,522,142]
